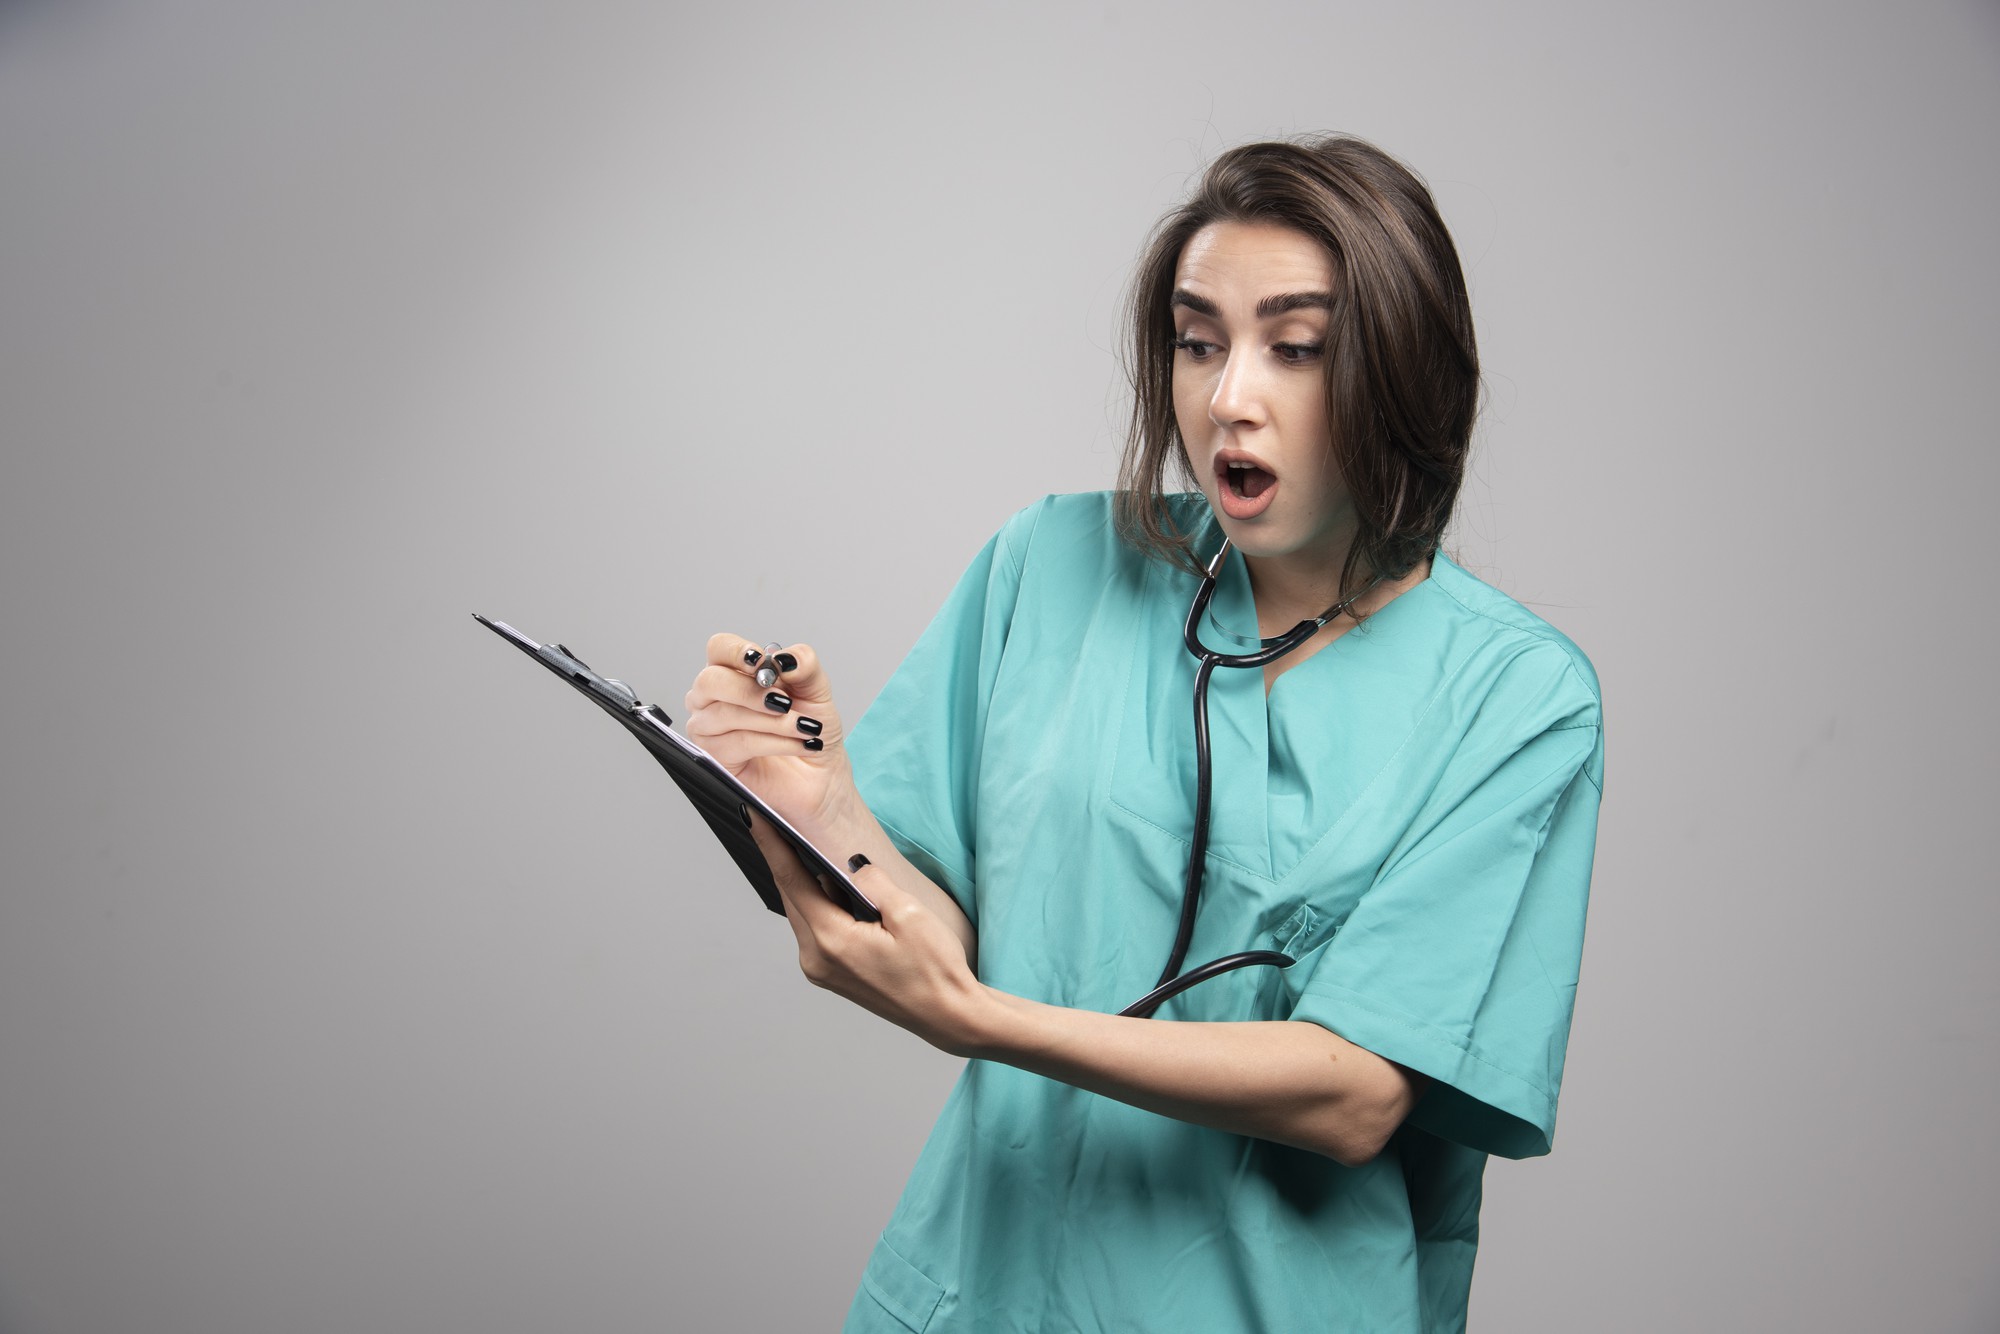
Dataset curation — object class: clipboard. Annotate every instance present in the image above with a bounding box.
[473,614,880,922]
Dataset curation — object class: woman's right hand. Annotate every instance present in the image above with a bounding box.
[681,633,856,839]
[687,632,981,972]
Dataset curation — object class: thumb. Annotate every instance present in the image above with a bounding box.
[843,852,919,928]
[767,641,837,710]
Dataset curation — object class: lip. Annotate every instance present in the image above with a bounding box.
[1212,448,1279,521]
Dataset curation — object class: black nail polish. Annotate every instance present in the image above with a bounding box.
[802,736,824,751]
[738,802,752,830]
[796,716,822,736]
[742,647,762,667]
[764,690,791,713]
[846,853,870,873]
[775,652,799,673]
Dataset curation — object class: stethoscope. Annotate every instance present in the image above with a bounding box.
[1117,536,1379,1019]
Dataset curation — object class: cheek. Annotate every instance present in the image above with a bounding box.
[1300,442,1350,516]
[1286,391,1335,468]
[1283,378,1330,433]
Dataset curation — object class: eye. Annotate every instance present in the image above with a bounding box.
[1274,341,1326,366]
[1171,335,1218,361]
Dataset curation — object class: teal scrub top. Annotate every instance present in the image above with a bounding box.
[841,492,1605,1334]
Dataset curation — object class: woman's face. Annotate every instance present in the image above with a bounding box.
[1171,220,1351,577]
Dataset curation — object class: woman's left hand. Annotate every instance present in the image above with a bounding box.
[747,814,993,1057]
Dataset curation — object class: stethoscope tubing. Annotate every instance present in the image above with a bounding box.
[1118,537,1375,1020]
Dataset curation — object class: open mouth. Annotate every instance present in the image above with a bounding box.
[1225,460,1276,500]
[1213,454,1280,520]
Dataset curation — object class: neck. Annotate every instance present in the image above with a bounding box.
[1241,541,1431,638]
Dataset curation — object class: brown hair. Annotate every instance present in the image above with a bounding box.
[1114,134,1480,601]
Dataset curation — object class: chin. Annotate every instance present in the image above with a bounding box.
[1227,522,1352,580]
[1210,507,1302,556]
[1227,531,1308,561]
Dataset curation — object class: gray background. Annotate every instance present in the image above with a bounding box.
[2,1,1995,1330]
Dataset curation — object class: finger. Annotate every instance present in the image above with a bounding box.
[683,698,835,748]
[706,632,773,677]
[685,664,842,746]
[684,663,816,721]
[747,812,844,944]
[840,853,920,934]
[763,642,834,707]
[747,814,817,952]
[685,719,830,768]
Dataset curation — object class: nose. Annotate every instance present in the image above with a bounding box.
[1208,347,1268,431]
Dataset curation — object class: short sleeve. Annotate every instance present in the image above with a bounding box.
[1289,681,1604,1160]
[843,501,1046,926]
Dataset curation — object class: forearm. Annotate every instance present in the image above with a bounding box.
[735,716,1412,1165]
[960,990,1421,1167]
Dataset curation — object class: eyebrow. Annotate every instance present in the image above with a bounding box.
[1170,289,1333,319]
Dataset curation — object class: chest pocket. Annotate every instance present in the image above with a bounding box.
[1273,902,1318,956]
[1259,900,1360,1023]
[1149,900,1337,1025]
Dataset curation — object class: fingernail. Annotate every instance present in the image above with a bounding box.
[796,716,822,736]
[742,647,762,667]
[764,690,791,713]
[738,802,752,830]
[846,853,870,873]
[775,652,799,673]
[802,736,823,751]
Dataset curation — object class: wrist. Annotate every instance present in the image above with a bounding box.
[951,985,1042,1063]
[797,754,868,844]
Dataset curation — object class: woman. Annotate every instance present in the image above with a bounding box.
[683,135,1604,1333]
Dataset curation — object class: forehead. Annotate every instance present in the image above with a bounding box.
[1173,220,1333,297]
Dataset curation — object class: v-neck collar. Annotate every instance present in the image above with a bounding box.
[1107,518,1452,883]
[1205,533,1448,700]
[1176,536,1448,880]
